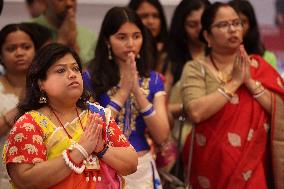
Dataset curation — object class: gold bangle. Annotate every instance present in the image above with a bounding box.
[220,86,235,99]
[251,81,263,95]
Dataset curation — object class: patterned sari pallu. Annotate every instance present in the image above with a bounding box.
[3,103,130,189]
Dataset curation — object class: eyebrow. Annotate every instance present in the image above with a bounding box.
[116,31,142,35]
[215,18,240,23]
[53,63,78,67]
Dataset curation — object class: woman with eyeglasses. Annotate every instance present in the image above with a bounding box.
[180,2,284,188]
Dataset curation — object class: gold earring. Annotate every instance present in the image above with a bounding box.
[107,44,112,60]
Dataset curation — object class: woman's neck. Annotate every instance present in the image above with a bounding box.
[48,99,78,116]
[188,43,205,59]
[5,73,26,88]
[210,50,237,70]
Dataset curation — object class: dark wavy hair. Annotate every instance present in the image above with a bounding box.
[17,43,89,119]
[168,0,211,84]
[229,0,265,56]
[88,7,153,98]
[128,0,168,46]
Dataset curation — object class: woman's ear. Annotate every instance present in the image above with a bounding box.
[203,30,211,48]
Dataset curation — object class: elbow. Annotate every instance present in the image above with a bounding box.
[119,151,138,176]
[187,103,203,124]
[12,180,43,189]
[156,124,170,144]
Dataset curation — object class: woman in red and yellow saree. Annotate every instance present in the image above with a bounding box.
[180,2,284,189]
[3,43,138,189]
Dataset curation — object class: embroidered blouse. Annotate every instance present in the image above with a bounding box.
[83,71,166,152]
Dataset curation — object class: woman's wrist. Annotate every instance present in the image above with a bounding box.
[224,80,240,93]
[96,144,109,158]
[244,78,256,91]
[116,88,129,101]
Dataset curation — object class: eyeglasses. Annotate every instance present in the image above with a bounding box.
[211,19,243,31]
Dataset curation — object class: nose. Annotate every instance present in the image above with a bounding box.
[126,37,134,47]
[15,47,24,56]
[145,16,155,26]
[228,23,237,32]
[68,70,77,79]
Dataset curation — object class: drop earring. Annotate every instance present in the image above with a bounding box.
[107,44,112,60]
[136,53,140,59]
[39,91,47,104]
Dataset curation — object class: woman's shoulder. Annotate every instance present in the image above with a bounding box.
[183,56,207,76]
[87,101,112,123]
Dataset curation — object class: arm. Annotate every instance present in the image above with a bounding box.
[241,47,272,113]
[132,70,170,144]
[8,149,85,189]
[134,89,170,144]
[56,8,79,53]
[181,58,243,123]
[98,119,138,176]
[101,146,138,176]
[7,113,105,188]
[187,81,241,123]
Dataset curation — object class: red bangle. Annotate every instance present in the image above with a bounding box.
[66,149,83,167]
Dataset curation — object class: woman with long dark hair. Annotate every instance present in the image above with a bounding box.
[84,7,170,189]
[167,0,211,147]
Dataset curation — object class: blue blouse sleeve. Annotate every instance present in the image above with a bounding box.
[149,71,165,95]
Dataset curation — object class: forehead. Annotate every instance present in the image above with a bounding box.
[48,0,76,8]
[137,2,159,13]
[51,53,77,67]
[214,6,239,22]
[186,8,204,21]
[116,22,141,33]
[4,30,33,45]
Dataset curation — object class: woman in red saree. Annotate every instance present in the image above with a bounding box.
[181,2,284,189]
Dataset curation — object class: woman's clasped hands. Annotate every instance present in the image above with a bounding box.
[231,45,252,86]
[119,52,141,95]
[78,113,106,157]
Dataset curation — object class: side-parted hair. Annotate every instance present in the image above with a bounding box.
[168,0,211,84]
[17,43,89,119]
[89,7,152,98]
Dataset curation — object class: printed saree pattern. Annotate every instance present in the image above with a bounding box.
[3,103,130,189]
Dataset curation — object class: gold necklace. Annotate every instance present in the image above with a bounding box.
[209,54,232,84]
